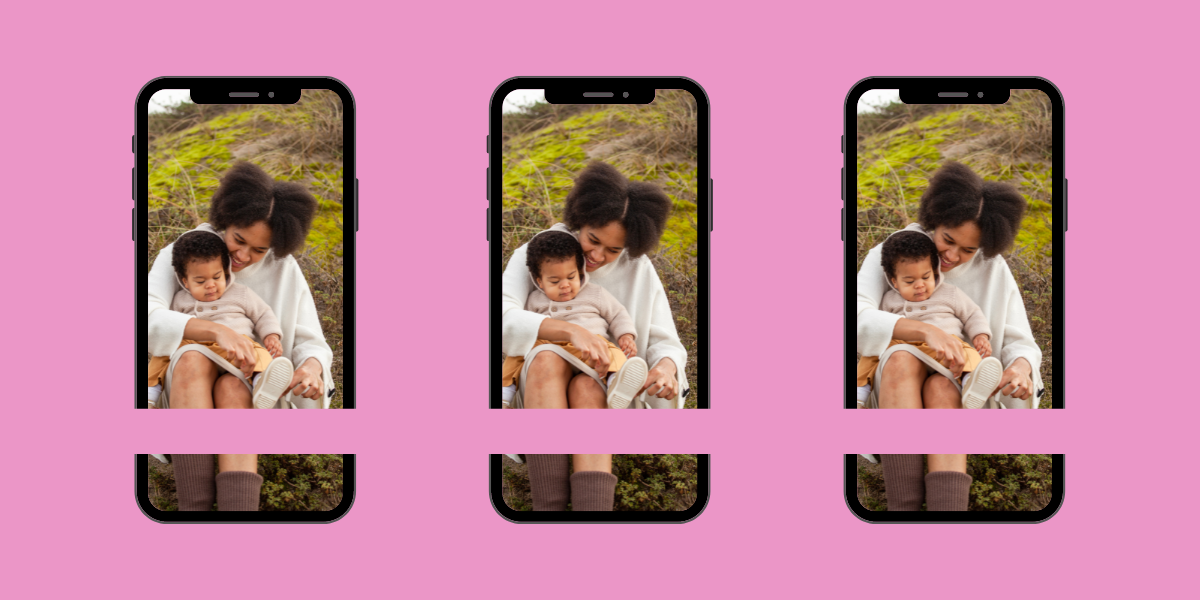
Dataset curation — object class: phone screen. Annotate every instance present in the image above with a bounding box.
[136,79,354,409]
[845,79,1062,410]
[490,78,710,409]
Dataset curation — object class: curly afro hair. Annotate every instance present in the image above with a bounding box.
[562,162,672,258]
[208,161,318,258]
[881,230,940,284]
[525,230,584,280]
[917,161,1028,259]
[171,230,230,282]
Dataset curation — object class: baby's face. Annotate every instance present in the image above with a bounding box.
[536,258,581,302]
[890,258,936,302]
[181,257,228,302]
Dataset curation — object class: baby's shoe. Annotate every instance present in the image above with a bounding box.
[606,357,648,410]
[251,357,295,409]
[961,357,1003,409]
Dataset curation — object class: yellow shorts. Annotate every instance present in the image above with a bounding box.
[147,336,274,387]
[500,336,627,388]
[856,339,982,388]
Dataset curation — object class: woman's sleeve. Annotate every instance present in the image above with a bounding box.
[502,243,546,357]
[856,244,902,356]
[287,263,334,384]
[147,243,192,356]
[996,260,1042,372]
[641,263,688,384]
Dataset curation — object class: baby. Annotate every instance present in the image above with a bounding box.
[856,230,1003,409]
[501,231,649,409]
[147,230,295,409]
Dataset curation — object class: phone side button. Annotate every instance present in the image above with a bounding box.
[1064,178,1068,232]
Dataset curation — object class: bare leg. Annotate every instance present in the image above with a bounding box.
[170,351,219,409]
[926,454,967,473]
[572,454,613,474]
[567,374,607,409]
[922,375,962,409]
[213,374,253,409]
[878,352,925,409]
[524,352,572,409]
[215,454,261,511]
[217,454,258,473]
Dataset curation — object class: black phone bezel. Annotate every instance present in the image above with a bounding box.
[134,76,356,409]
[842,77,1064,409]
[136,454,355,523]
[844,454,1063,523]
[489,454,710,523]
[487,77,711,409]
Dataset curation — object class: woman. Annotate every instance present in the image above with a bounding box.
[522,454,618,511]
[502,162,688,409]
[857,162,1042,409]
[148,162,333,409]
[156,454,262,511]
[879,454,971,511]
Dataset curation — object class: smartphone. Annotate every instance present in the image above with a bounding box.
[845,454,1063,523]
[135,77,355,409]
[844,77,1064,410]
[137,454,354,523]
[489,77,710,409]
[490,454,709,523]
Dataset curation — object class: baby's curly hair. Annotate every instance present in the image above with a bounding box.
[562,162,672,258]
[208,162,318,258]
[881,230,940,284]
[171,230,230,282]
[526,231,584,280]
[918,161,1028,259]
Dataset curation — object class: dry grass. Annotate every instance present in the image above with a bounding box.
[856,454,1053,512]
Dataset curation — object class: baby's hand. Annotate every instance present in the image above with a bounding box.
[618,334,637,358]
[973,334,992,359]
[264,334,283,359]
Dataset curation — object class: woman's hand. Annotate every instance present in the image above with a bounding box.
[263,334,283,358]
[972,334,992,358]
[996,358,1035,401]
[569,325,611,374]
[285,357,325,401]
[923,325,967,377]
[215,326,257,379]
[618,334,637,358]
[640,358,679,400]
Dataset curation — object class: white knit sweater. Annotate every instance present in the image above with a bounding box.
[857,223,1042,380]
[502,223,688,391]
[147,224,335,401]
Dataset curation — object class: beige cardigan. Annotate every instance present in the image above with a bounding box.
[170,282,282,343]
[525,277,637,344]
[879,281,991,346]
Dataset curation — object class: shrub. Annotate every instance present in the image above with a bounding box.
[856,454,1052,511]
[147,454,343,512]
[502,454,699,512]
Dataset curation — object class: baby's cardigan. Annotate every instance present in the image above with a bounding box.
[170,282,282,343]
[524,280,637,343]
[879,281,991,345]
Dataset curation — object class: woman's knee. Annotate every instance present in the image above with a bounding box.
[528,352,572,387]
[213,374,252,409]
[567,374,606,409]
[923,375,962,409]
[882,352,924,382]
[174,351,218,381]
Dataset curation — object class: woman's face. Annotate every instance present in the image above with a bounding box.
[224,222,272,272]
[578,222,626,272]
[932,222,982,272]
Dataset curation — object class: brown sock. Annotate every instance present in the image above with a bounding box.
[881,454,925,511]
[172,454,215,511]
[215,471,263,511]
[570,471,618,511]
[925,471,972,511]
[527,454,570,511]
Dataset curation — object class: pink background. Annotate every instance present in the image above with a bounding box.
[2,0,1195,597]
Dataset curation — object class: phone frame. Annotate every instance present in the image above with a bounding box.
[134,76,356,409]
[136,454,355,523]
[844,454,1063,523]
[488,77,711,409]
[843,77,1064,409]
[489,454,710,523]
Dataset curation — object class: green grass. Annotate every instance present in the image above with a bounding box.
[855,91,1054,409]
[500,91,699,408]
[501,454,699,512]
[147,454,344,511]
[857,454,1053,512]
[146,90,344,408]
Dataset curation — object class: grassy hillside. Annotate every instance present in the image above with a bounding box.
[856,91,1054,408]
[856,454,1053,512]
[502,454,699,511]
[501,90,700,408]
[147,454,344,512]
[146,90,344,408]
